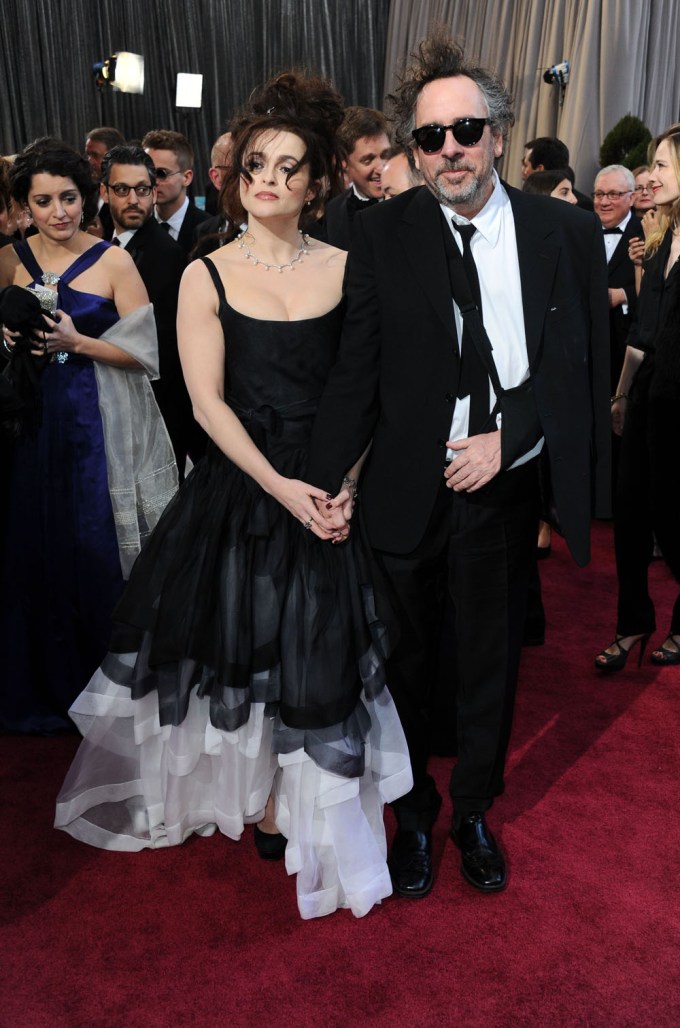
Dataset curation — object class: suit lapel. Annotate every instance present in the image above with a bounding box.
[506,186,560,367]
[124,219,149,269]
[607,216,639,275]
[397,188,458,343]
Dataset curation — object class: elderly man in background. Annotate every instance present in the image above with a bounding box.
[593,164,641,391]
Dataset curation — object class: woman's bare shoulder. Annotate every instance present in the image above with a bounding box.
[306,237,347,269]
[0,242,20,285]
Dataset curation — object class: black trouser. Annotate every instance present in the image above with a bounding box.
[615,368,680,636]
[373,459,539,832]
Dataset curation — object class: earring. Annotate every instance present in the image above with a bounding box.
[23,207,32,226]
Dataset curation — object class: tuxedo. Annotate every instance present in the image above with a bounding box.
[307,182,610,826]
[191,214,239,259]
[175,202,211,255]
[315,188,378,249]
[98,202,114,240]
[606,213,641,390]
[123,218,206,477]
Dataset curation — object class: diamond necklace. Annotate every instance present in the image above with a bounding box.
[237,230,310,272]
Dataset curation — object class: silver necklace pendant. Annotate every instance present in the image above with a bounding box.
[238,232,309,272]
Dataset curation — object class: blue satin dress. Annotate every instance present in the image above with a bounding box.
[0,241,125,733]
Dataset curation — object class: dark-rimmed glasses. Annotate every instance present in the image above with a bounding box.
[412,118,491,154]
[107,183,153,198]
[591,190,633,201]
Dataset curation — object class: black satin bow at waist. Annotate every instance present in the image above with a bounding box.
[227,396,319,435]
[223,396,319,537]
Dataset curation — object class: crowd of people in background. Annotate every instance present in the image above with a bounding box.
[1,28,678,920]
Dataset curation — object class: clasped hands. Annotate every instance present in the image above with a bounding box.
[306,430,501,543]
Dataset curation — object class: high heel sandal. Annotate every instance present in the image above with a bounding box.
[254,824,287,861]
[651,634,680,667]
[594,633,651,673]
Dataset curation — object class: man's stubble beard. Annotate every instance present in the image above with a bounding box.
[426,159,493,212]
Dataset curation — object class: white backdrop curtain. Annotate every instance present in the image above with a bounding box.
[383,0,680,195]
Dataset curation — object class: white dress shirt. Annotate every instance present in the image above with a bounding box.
[113,228,137,248]
[443,172,543,468]
[155,196,189,241]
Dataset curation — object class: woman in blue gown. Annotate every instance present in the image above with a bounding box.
[0,139,176,733]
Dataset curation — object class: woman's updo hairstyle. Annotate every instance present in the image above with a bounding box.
[223,71,345,231]
[10,137,99,225]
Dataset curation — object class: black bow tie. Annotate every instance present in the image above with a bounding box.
[346,192,379,216]
[603,227,623,234]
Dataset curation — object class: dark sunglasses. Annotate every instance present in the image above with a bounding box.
[412,118,491,154]
[154,167,183,181]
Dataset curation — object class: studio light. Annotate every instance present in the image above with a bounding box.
[93,52,145,94]
[176,73,203,109]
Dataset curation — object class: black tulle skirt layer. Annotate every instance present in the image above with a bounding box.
[111,418,389,763]
[55,413,412,919]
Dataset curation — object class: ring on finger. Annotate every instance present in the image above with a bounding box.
[303,517,313,530]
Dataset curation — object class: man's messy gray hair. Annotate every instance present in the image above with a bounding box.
[388,28,515,152]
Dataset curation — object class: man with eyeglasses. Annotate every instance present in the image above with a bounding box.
[592,164,641,390]
[141,129,210,254]
[309,30,610,901]
[101,145,205,479]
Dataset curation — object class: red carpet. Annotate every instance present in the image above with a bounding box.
[2,521,679,1027]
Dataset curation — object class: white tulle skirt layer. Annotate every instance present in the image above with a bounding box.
[54,669,412,920]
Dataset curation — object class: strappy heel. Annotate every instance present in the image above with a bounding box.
[651,634,680,667]
[594,633,651,673]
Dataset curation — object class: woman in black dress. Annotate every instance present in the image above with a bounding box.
[596,127,680,670]
[55,73,412,920]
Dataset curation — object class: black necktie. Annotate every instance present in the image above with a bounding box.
[452,222,490,434]
[159,221,171,233]
[110,237,121,246]
[603,227,622,234]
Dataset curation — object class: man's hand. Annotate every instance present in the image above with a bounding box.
[444,432,501,492]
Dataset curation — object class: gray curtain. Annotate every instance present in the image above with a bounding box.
[383,0,680,196]
[0,0,389,191]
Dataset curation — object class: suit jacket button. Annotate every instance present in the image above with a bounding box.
[437,438,446,448]
[445,392,455,403]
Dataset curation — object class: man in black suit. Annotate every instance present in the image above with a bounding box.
[84,125,126,239]
[100,145,205,479]
[320,107,391,249]
[308,32,610,899]
[192,132,241,259]
[141,130,210,254]
[593,164,641,390]
[522,136,594,211]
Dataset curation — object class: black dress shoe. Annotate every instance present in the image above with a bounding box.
[388,829,434,898]
[450,813,507,892]
[254,824,287,861]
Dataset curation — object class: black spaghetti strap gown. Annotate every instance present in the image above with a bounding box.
[55,257,412,920]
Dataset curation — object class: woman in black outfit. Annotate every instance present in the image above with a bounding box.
[596,127,680,670]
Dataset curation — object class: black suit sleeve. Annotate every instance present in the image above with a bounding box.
[586,213,613,519]
[307,215,381,494]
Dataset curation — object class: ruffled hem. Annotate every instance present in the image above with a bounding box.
[54,671,412,920]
